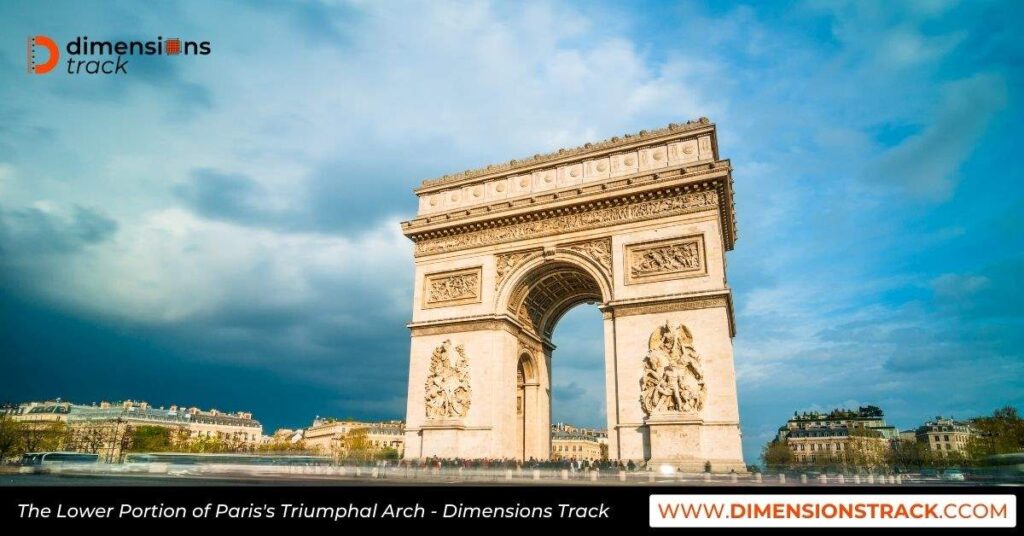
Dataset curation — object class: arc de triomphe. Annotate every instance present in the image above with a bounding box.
[400,118,745,471]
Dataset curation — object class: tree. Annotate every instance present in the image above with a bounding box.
[968,406,1024,460]
[341,428,373,461]
[259,437,308,454]
[20,421,68,453]
[844,428,886,469]
[128,426,175,452]
[0,415,24,462]
[887,438,931,469]
[185,435,230,453]
[68,422,114,455]
[761,440,793,468]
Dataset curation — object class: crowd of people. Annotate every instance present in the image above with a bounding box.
[390,457,642,471]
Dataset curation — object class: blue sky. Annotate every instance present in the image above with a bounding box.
[0,1,1021,464]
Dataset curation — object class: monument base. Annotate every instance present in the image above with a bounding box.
[418,420,466,459]
[644,413,747,473]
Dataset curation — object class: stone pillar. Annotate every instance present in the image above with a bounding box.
[602,308,622,461]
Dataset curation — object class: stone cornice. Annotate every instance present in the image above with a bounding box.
[607,289,736,337]
[406,171,736,257]
[417,118,715,192]
[407,313,547,347]
[403,159,731,233]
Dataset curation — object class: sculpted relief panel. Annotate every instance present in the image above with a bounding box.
[423,267,482,308]
[625,235,705,285]
[425,340,472,419]
[563,237,612,277]
[495,250,537,291]
[415,190,718,256]
[640,322,706,416]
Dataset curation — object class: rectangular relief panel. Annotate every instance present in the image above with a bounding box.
[422,267,483,309]
[624,234,706,285]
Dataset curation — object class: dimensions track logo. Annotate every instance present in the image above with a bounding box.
[26,35,211,75]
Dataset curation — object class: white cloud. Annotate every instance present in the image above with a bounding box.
[867,73,1007,199]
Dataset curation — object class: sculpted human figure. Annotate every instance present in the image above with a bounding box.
[640,322,706,416]
[424,340,472,419]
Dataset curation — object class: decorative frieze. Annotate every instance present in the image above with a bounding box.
[423,267,482,309]
[625,234,706,285]
[414,190,718,256]
[424,340,471,419]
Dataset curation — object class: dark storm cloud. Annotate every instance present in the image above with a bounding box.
[176,162,421,233]
[0,288,374,431]
[174,169,268,225]
[0,205,117,255]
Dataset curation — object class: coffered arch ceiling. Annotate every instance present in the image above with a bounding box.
[507,262,602,339]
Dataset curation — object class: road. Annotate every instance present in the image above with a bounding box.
[0,471,994,487]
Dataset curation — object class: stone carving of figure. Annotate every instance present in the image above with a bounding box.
[640,322,706,416]
[429,272,479,303]
[425,340,472,419]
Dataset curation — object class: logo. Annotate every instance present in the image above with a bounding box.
[25,35,211,76]
[27,35,60,74]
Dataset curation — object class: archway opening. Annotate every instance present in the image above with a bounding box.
[550,303,607,464]
[505,260,608,461]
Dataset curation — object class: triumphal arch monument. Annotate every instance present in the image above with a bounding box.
[400,118,745,471]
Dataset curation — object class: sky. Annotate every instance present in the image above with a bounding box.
[0,0,1021,464]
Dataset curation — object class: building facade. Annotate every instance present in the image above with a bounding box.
[777,406,896,465]
[551,432,606,461]
[301,418,405,458]
[915,417,973,457]
[10,399,262,461]
[550,423,608,461]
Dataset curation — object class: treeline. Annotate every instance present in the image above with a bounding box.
[0,418,312,463]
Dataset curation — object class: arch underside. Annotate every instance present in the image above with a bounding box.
[507,262,603,339]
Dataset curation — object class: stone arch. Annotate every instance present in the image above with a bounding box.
[517,349,537,383]
[401,120,745,470]
[516,345,544,459]
[496,249,612,339]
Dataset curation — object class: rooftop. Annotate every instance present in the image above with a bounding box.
[790,405,885,422]
[16,400,261,427]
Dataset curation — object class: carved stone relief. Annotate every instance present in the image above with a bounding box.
[562,238,612,279]
[625,235,705,285]
[423,267,482,308]
[640,322,706,416]
[495,250,537,291]
[425,340,472,419]
[415,190,718,256]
